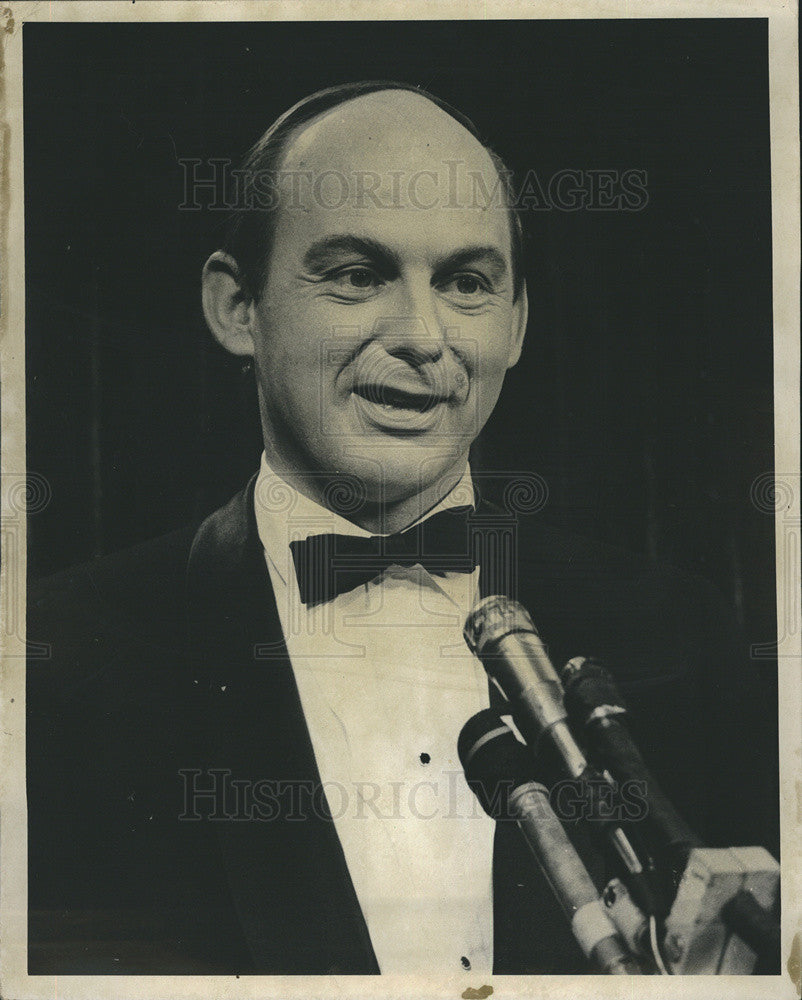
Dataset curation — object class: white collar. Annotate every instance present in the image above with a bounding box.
[254,452,475,587]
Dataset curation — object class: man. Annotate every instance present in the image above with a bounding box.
[27,81,772,975]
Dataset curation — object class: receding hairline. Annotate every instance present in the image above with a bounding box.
[272,86,497,177]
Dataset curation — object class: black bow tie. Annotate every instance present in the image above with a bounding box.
[289,506,477,605]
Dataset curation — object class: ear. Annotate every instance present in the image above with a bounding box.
[506,281,529,369]
[201,251,256,357]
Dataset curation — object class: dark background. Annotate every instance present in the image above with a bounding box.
[24,19,777,816]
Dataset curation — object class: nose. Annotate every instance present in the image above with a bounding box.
[372,275,448,366]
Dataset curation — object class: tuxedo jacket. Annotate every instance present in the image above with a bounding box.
[27,477,773,975]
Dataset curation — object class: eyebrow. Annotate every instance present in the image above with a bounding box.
[302,235,400,273]
[302,235,509,283]
[434,246,509,283]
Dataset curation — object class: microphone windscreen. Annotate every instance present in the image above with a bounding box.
[457,707,511,767]
[458,709,539,820]
[463,595,537,658]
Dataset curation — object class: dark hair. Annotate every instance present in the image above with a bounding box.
[223,80,525,301]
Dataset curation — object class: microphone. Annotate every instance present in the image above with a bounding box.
[560,655,702,888]
[463,595,587,778]
[463,595,660,916]
[458,709,641,975]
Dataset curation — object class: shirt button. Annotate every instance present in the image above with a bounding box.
[419,752,431,765]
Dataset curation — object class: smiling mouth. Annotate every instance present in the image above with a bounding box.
[353,385,447,413]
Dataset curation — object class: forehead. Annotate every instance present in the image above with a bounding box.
[270,91,513,264]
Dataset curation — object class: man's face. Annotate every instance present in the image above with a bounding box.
[248,91,526,509]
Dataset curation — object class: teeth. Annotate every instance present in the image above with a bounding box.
[375,399,412,410]
[355,389,435,413]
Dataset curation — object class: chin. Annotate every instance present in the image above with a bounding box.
[337,445,467,507]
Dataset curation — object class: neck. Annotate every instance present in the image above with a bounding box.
[349,466,468,534]
[261,444,469,534]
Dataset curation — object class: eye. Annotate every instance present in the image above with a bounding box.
[453,275,483,295]
[328,266,383,296]
[438,272,492,303]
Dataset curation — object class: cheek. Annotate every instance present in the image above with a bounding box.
[252,294,329,373]
[464,315,517,381]
[252,310,357,423]
[463,319,518,420]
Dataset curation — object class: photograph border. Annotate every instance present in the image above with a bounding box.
[2,2,799,998]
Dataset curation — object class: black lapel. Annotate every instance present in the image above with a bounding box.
[185,477,378,974]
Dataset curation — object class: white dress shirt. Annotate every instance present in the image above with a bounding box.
[254,453,494,974]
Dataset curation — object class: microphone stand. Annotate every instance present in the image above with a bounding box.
[560,654,781,974]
